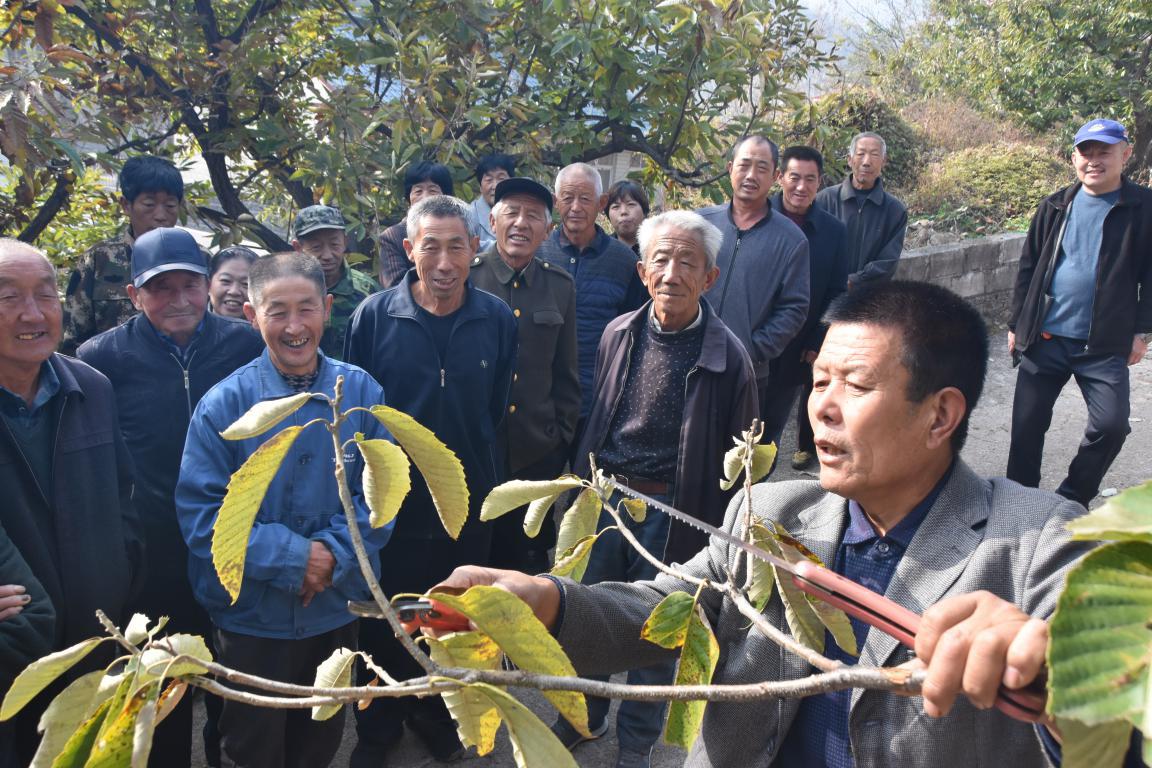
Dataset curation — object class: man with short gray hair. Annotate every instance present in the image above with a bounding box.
[815,131,907,287]
[345,195,517,765]
[556,211,757,768]
[539,163,646,422]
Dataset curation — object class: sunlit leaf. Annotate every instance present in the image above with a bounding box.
[220,393,313,440]
[480,477,583,522]
[1,636,107,721]
[1055,717,1133,768]
[550,534,599,582]
[748,443,777,484]
[212,426,304,603]
[430,587,587,736]
[426,633,503,753]
[50,696,111,768]
[129,683,162,768]
[469,683,578,768]
[123,615,150,646]
[554,487,602,561]
[370,405,469,539]
[641,591,695,650]
[29,670,105,768]
[664,586,719,751]
[311,648,357,721]
[85,682,157,767]
[720,443,746,491]
[747,524,777,611]
[139,634,213,679]
[356,435,411,528]
[621,497,647,524]
[1066,482,1152,542]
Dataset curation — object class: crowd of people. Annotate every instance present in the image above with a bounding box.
[0,118,1148,768]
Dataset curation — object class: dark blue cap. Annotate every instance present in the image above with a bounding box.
[131,228,207,288]
[1073,119,1129,147]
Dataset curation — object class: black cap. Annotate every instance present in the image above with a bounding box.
[493,177,553,213]
[131,228,207,288]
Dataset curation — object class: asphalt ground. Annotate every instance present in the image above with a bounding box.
[189,335,1151,768]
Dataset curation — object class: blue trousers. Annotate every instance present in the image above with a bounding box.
[580,493,674,752]
[1007,335,1130,507]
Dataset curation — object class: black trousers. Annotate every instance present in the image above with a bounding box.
[795,370,816,454]
[488,445,569,574]
[1007,336,1131,507]
[214,622,358,768]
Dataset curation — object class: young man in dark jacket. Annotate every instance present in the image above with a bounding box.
[78,227,264,767]
[1007,119,1152,507]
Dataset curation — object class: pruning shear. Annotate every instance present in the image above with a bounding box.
[607,479,1049,724]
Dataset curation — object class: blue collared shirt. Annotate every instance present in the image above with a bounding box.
[779,464,954,767]
[0,360,62,502]
[0,360,60,424]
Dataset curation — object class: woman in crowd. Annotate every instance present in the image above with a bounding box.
[605,179,650,255]
[208,245,258,318]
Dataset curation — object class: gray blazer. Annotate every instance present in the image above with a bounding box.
[556,461,1089,767]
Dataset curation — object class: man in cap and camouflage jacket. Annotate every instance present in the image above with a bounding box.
[292,204,380,360]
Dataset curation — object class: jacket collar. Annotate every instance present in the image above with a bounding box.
[253,348,337,402]
[48,353,85,401]
[476,247,539,287]
[555,224,611,255]
[1055,177,1142,210]
[387,269,492,323]
[614,298,731,373]
[838,175,887,205]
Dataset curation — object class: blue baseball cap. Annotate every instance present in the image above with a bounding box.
[131,227,207,288]
[1073,119,1129,147]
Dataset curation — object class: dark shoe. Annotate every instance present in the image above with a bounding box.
[407,717,467,763]
[616,746,653,768]
[791,450,814,470]
[550,716,609,750]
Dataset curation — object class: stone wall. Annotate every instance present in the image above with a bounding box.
[894,232,1026,323]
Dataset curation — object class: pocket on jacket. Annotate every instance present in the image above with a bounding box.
[58,428,114,453]
[532,310,564,326]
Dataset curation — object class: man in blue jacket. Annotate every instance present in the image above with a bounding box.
[345,194,517,765]
[178,252,393,768]
[78,227,264,767]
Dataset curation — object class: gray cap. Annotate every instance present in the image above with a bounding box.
[294,205,347,238]
[131,228,207,288]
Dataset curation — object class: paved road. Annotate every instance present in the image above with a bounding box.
[192,338,1151,768]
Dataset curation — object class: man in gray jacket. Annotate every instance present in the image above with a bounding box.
[697,136,809,437]
[438,281,1088,768]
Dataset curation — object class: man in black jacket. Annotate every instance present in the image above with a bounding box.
[78,227,264,768]
[0,239,142,764]
[1007,119,1152,507]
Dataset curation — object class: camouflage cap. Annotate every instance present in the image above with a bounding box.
[294,205,347,238]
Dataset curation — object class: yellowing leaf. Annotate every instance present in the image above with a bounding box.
[51,695,111,768]
[747,524,778,611]
[29,670,105,768]
[719,443,746,491]
[469,683,579,768]
[356,436,411,528]
[139,634,213,679]
[641,591,695,649]
[769,523,856,655]
[480,478,583,522]
[554,487,602,560]
[130,695,158,768]
[1,636,107,721]
[664,587,719,751]
[371,405,469,539]
[212,426,304,603]
[621,497,647,523]
[311,648,357,721]
[85,682,156,767]
[549,534,598,582]
[1066,481,1152,542]
[429,586,587,736]
[220,393,312,440]
[1055,717,1133,768]
[426,633,503,753]
[749,443,777,484]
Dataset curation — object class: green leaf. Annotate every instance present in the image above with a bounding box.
[550,534,599,582]
[755,527,825,652]
[311,648,357,721]
[469,683,579,768]
[1048,541,1152,739]
[748,443,777,484]
[426,633,503,753]
[139,634,213,679]
[51,696,111,768]
[355,435,411,528]
[719,443,745,491]
[663,586,719,751]
[773,524,857,655]
[30,670,105,768]
[621,497,647,523]
[1,636,107,721]
[480,477,583,523]
[370,405,469,539]
[220,393,313,440]
[746,524,777,611]
[640,591,696,650]
[429,586,587,736]
[1066,481,1152,542]
[1054,718,1133,768]
[212,426,304,603]
[84,682,157,767]
[554,487,602,560]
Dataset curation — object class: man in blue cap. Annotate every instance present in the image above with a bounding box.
[78,226,264,767]
[1007,118,1152,507]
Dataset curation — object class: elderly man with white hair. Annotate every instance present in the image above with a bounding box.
[552,210,758,768]
[538,162,647,423]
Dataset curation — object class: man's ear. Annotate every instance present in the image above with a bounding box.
[125,283,144,312]
[323,293,334,321]
[402,238,415,263]
[291,240,303,252]
[242,302,257,324]
[925,387,967,450]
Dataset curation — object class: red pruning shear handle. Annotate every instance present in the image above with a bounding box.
[789,560,1048,723]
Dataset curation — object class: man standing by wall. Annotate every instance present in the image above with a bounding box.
[345,195,517,764]
[697,136,809,445]
[0,240,142,763]
[1007,118,1152,507]
[470,177,580,573]
[538,163,647,423]
[77,227,264,767]
[815,131,907,289]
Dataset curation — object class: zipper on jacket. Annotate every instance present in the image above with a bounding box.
[597,331,636,454]
[440,368,446,388]
[170,351,196,417]
[715,233,742,313]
